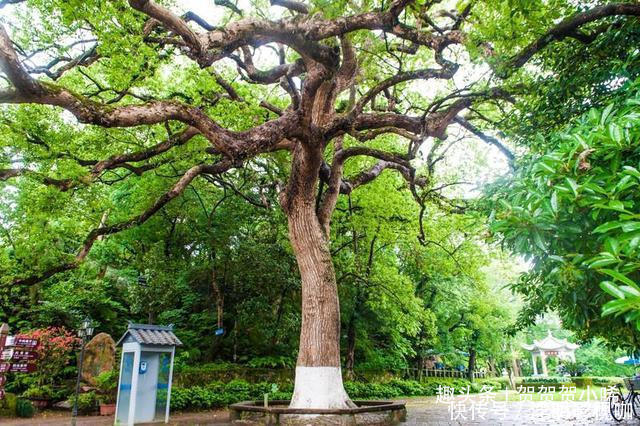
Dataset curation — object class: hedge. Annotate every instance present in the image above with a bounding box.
[517,382,577,392]
[520,376,623,389]
[173,365,294,387]
[521,376,571,384]
[169,378,505,411]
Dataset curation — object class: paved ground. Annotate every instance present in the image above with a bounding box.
[1,397,637,425]
[0,409,229,425]
[404,397,638,425]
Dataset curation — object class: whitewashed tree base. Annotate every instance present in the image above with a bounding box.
[289,366,355,409]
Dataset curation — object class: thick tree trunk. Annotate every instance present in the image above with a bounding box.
[467,347,476,382]
[287,203,351,408]
[283,142,352,409]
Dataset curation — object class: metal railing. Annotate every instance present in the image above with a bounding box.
[405,367,488,379]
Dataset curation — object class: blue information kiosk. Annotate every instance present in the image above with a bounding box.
[115,323,182,425]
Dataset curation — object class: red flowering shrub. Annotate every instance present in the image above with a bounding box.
[21,327,80,386]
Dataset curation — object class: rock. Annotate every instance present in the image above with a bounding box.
[53,400,71,410]
[81,333,116,385]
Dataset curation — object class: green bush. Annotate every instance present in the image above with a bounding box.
[0,392,17,417]
[574,377,594,388]
[521,376,570,384]
[95,370,118,404]
[517,382,577,391]
[592,376,623,387]
[15,399,35,418]
[247,356,295,369]
[224,379,250,397]
[169,377,501,412]
[388,378,424,396]
[22,385,55,399]
[77,391,98,414]
[478,379,506,391]
[173,364,294,387]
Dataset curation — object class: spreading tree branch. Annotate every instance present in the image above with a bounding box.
[11,160,232,287]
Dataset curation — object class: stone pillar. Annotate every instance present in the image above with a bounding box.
[531,353,538,376]
[540,352,548,376]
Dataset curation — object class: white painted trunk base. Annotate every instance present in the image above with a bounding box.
[289,366,353,409]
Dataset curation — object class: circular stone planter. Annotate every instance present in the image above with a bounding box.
[229,400,407,425]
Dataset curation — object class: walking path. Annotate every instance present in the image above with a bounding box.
[405,396,637,425]
[1,397,636,425]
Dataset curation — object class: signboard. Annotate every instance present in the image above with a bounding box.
[0,325,40,400]
[215,327,225,336]
[544,351,559,356]
[1,349,38,361]
[0,324,7,401]
[8,336,39,349]
[5,363,37,373]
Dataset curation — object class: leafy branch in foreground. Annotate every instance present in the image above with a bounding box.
[488,79,640,346]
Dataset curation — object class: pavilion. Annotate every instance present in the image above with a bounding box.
[521,331,579,376]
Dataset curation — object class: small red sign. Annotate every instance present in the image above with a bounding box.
[12,336,39,348]
[0,362,36,373]
[11,350,38,361]
[1,349,38,361]
[8,363,36,373]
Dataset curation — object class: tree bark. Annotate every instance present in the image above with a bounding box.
[283,142,352,409]
[467,347,476,382]
[210,256,224,329]
[345,306,357,379]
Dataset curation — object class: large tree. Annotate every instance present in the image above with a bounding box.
[1,0,639,410]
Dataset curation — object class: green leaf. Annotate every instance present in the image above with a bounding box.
[589,258,619,268]
[621,222,640,233]
[623,166,640,178]
[593,221,623,233]
[599,269,640,291]
[609,123,623,143]
[615,175,633,192]
[600,281,625,299]
[601,103,615,125]
[602,299,630,316]
[537,162,555,174]
[604,238,620,256]
[550,191,558,214]
[532,231,546,252]
[620,286,640,298]
[565,178,579,198]
[608,200,627,212]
